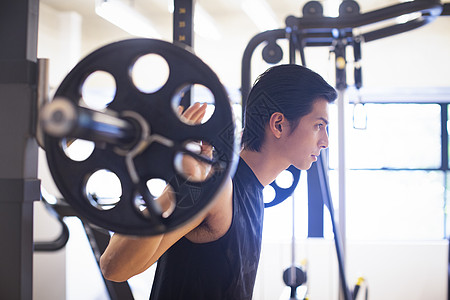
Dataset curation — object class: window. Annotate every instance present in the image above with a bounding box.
[329,103,444,240]
[262,102,448,242]
[329,103,441,170]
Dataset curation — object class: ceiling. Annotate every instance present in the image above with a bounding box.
[39,0,398,17]
[38,0,448,91]
[39,0,402,42]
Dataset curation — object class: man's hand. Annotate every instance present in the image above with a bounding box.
[177,103,214,182]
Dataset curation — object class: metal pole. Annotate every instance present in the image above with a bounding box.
[334,37,348,300]
[316,155,352,300]
[0,0,41,299]
[337,88,347,252]
[173,0,194,109]
[336,88,349,300]
[290,193,297,299]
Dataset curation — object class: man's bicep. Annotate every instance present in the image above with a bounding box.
[145,209,208,267]
[145,177,233,268]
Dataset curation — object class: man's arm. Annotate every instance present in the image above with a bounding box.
[99,203,208,282]
[99,103,230,282]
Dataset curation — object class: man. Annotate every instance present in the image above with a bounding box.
[100,64,337,299]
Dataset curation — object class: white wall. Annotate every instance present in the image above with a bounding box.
[346,240,448,300]
[254,239,448,300]
[41,235,449,300]
[361,17,450,89]
[34,3,82,300]
[33,203,66,300]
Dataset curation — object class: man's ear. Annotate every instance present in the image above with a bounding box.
[269,112,285,139]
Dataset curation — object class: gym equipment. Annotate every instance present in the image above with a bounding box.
[37,2,222,298]
[34,192,70,252]
[241,1,448,299]
[283,192,308,298]
[315,154,352,300]
[265,165,301,208]
[1,1,41,299]
[2,0,449,299]
[40,38,238,236]
[35,189,135,300]
[243,0,445,98]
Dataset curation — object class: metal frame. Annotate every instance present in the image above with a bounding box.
[240,1,450,299]
[173,0,194,109]
[0,0,196,298]
[0,1,41,299]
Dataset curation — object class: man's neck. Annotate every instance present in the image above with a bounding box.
[240,148,289,187]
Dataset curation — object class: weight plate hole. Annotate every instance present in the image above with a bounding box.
[134,180,175,219]
[263,185,276,204]
[80,70,116,110]
[61,138,95,162]
[85,169,122,210]
[171,84,215,125]
[131,53,170,94]
[275,169,294,189]
[173,143,215,182]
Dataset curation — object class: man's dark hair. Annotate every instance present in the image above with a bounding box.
[241,64,337,152]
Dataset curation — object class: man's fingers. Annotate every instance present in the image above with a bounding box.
[200,142,213,158]
[191,104,207,123]
[182,102,200,119]
[181,102,207,124]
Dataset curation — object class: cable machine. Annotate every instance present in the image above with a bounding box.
[241,1,448,299]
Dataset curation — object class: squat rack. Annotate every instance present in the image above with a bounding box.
[0,0,198,299]
[0,1,449,299]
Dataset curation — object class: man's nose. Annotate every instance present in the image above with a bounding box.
[319,131,329,149]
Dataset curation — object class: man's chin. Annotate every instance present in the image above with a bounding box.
[294,162,313,171]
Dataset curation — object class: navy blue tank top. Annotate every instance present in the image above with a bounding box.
[149,157,264,300]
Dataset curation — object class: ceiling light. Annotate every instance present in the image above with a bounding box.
[322,0,340,18]
[241,0,279,31]
[194,3,221,40]
[95,0,161,38]
[396,12,422,24]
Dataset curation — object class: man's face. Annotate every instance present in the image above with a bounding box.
[280,98,330,170]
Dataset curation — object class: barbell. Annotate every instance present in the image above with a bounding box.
[40,38,239,236]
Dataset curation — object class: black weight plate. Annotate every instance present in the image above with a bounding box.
[339,0,360,16]
[262,42,283,64]
[44,38,239,235]
[302,1,324,17]
[264,165,301,208]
